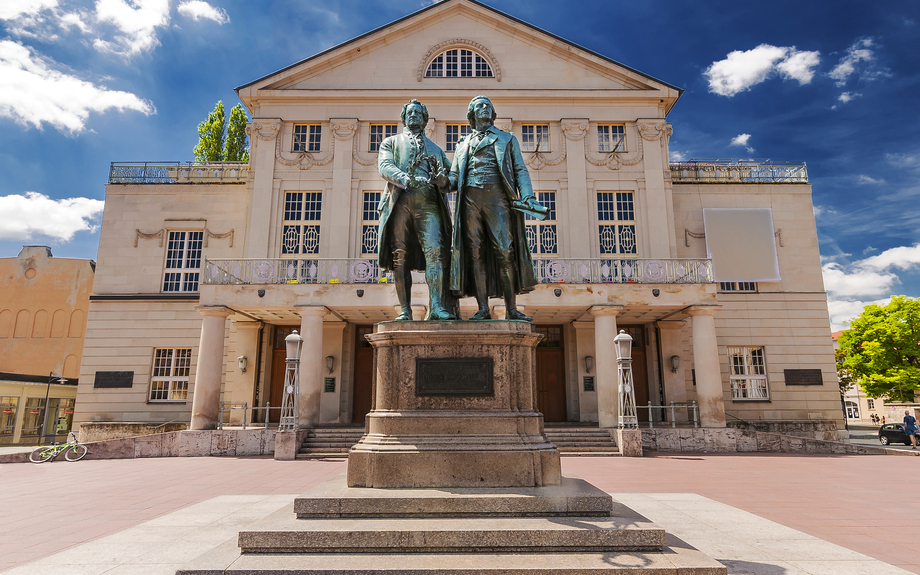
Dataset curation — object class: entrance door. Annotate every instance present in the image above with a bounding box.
[622,326,649,422]
[269,326,297,423]
[352,326,374,424]
[534,325,567,422]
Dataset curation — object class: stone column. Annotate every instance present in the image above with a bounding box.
[228,321,262,425]
[590,305,622,428]
[243,120,280,258]
[190,306,232,430]
[297,306,328,429]
[687,305,725,428]
[657,320,688,423]
[324,119,357,258]
[561,120,590,258]
[638,120,676,258]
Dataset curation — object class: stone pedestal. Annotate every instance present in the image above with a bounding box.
[347,320,562,488]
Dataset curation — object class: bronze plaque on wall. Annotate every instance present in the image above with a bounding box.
[93,371,134,388]
[416,358,493,396]
[784,369,823,386]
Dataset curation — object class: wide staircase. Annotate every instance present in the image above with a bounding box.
[544,424,621,456]
[296,426,365,459]
[297,424,621,458]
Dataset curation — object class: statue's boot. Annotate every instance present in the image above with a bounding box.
[469,259,491,320]
[393,257,413,321]
[425,263,455,320]
[501,267,532,322]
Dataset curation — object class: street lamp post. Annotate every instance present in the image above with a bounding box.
[615,330,638,428]
[278,330,303,431]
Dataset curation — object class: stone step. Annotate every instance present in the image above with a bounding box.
[550,442,617,448]
[300,442,358,448]
[559,452,623,457]
[296,452,350,459]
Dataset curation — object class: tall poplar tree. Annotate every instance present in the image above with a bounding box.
[193,101,250,163]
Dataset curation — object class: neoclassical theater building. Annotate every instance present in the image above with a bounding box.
[73,0,842,436]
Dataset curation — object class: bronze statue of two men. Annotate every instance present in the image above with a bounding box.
[377,96,545,322]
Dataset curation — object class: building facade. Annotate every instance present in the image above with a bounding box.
[1,246,94,443]
[73,0,843,436]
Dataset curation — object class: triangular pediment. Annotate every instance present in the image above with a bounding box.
[237,0,680,107]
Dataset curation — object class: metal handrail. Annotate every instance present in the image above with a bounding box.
[638,401,699,428]
[670,159,807,184]
[217,402,283,430]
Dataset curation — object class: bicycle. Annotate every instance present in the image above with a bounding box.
[29,432,88,463]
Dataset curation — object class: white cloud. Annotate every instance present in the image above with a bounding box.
[827,296,891,332]
[94,0,170,56]
[669,150,687,162]
[857,174,882,185]
[822,261,898,298]
[729,133,754,153]
[837,91,860,104]
[0,0,58,20]
[177,1,229,24]
[705,44,820,97]
[829,39,874,86]
[0,192,104,242]
[857,244,920,272]
[0,40,154,133]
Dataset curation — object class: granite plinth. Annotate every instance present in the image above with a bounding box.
[347,321,561,488]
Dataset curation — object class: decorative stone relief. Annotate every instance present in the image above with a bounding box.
[417,39,502,82]
[352,137,378,167]
[274,129,335,170]
[560,120,589,141]
[134,229,164,248]
[246,120,282,142]
[204,229,234,248]
[526,136,566,170]
[331,121,358,141]
[495,118,513,133]
[585,132,644,171]
[684,228,784,248]
[637,121,672,141]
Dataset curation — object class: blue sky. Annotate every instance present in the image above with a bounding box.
[1,0,918,330]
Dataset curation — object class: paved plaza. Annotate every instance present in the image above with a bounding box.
[0,452,917,574]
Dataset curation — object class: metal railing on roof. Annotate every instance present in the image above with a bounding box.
[669,159,808,184]
[108,162,249,184]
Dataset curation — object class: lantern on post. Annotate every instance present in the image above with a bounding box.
[614,329,638,428]
[279,330,303,430]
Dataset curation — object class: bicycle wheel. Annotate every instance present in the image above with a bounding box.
[29,447,55,463]
[64,444,88,461]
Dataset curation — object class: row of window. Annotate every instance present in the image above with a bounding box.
[143,344,773,403]
[292,123,626,154]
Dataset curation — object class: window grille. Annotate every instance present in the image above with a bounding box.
[425,49,493,78]
[370,124,397,152]
[526,191,558,257]
[282,191,322,255]
[728,346,769,400]
[521,125,550,152]
[163,231,203,292]
[446,124,472,152]
[719,282,757,292]
[598,125,626,152]
[362,191,381,256]
[293,124,321,152]
[150,348,191,402]
[597,191,636,255]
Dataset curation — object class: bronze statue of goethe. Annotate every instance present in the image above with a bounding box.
[377,99,456,321]
[449,95,545,321]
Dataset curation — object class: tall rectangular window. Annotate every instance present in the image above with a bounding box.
[597,192,636,254]
[150,348,191,402]
[728,346,769,400]
[293,124,321,152]
[369,124,397,152]
[446,124,472,152]
[281,191,322,255]
[362,191,381,256]
[598,125,625,152]
[163,231,203,292]
[526,191,557,257]
[521,125,550,152]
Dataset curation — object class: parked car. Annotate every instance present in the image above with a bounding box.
[878,423,917,446]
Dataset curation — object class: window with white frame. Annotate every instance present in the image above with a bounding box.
[425,49,493,78]
[163,231,203,292]
[150,348,191,402]
[293,124,321,152]
[598,125,626,152]
[867,399,875,410]
[597,192,637,255]
[521,125,549,152]
[369,124,397,152]
[361,191,381,256]
[720,282,757,292]
[526,191,557,257]
[282,191,322,255]
[446,124,472,152]
[728,346,769,400]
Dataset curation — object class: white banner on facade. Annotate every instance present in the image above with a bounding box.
[702,208,781,282]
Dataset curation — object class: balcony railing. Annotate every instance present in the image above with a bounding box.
[108,162,249,184]
[669,159,807,184]
[202,258,713,286]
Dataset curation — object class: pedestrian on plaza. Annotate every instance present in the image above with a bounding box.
[903,410,919,449]
[882,416,886,424]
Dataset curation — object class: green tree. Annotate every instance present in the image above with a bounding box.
[839,296,920,402]
[193,101,250,163]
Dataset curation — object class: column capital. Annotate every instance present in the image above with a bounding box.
[657,319,686,331]
[589,305,623,318]
[195,305,232,318]
[686,305,722,317]
[295,305,329,318]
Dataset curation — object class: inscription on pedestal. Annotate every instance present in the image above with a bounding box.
[416,358,493,396]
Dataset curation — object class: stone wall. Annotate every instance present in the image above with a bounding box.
[726,419,838,441]
[77,428,274,460]
[77,421,188,442]
[640,427,912,455]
